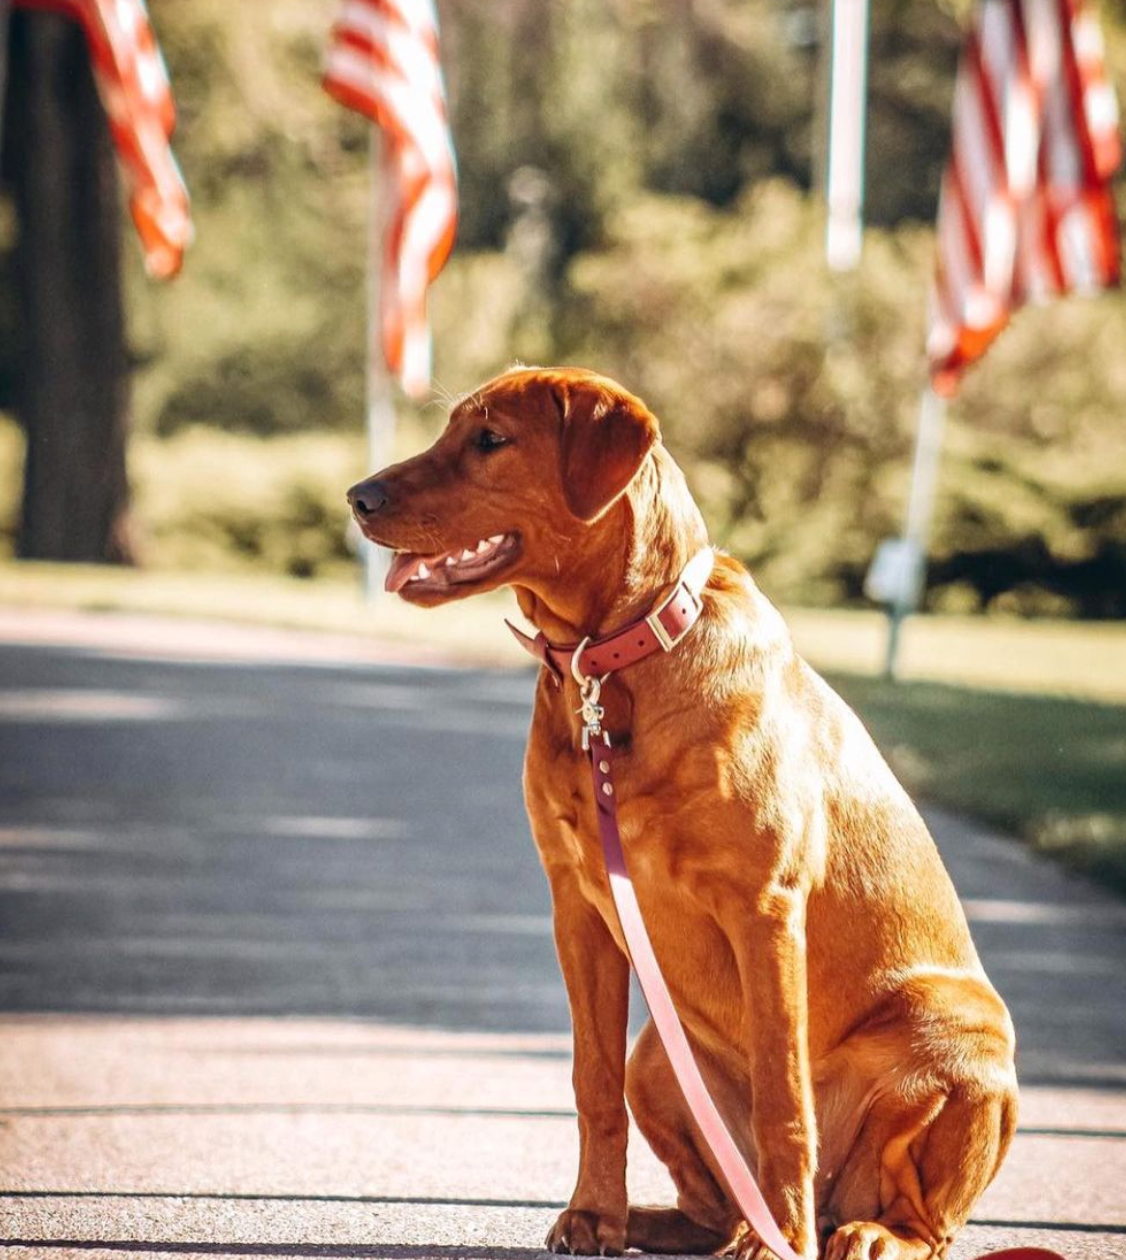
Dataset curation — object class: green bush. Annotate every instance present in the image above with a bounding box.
[129,427,365,578]
[0,415,374,577]
[544,181,1126,614]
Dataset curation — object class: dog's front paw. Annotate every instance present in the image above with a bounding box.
[725,1221,767,1260]
[546,1208,626,1256]
[725,1220,815,1260]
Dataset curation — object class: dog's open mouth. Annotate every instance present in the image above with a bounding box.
[384,532,521,594]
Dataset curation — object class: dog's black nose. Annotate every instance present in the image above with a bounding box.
[347,478,389,517]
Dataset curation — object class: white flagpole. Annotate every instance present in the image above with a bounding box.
[364,129,397,603]
[825,0,870,271]
[903,387,947,552]
[882,385,947,678]
[820,0,945,680]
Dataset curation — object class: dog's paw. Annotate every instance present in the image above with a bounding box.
[724,1220,816,1260]
[824,1221,918,1260]
[724,1221,769,1260]
[546,1208,626,1256]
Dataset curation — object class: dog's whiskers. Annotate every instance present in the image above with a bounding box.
[429,377,459,410]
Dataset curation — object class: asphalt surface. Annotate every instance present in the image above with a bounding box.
[0,626,1123,1259]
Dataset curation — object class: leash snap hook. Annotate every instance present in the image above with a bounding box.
[571,638,611,753]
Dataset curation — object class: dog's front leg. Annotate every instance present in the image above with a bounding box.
[545,867,631,1256]
[724,886,819,1260]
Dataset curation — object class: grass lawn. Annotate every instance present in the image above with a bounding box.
[2,559,1125,893]
[828,673,1126,895]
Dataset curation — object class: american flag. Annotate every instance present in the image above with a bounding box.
[323,0,458,398]
[12,0,192,279]
[928,0,1122,394]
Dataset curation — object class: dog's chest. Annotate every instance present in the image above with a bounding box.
[529,737,740,1033]
[527,723,705,913]
[524,702,748,1040]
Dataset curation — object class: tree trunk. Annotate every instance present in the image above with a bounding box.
[8,9,133,563]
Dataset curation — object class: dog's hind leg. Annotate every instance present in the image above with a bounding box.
[821,972,1018,1260]
[625,1021,743,1254]
[823,1080,1017,1260]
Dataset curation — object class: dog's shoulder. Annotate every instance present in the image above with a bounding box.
[691,552,922,806]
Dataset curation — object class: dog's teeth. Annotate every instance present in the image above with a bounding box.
[445,555,457,567]
[476,538,491,553]
[417,562,431,579]
[461,548,476,561]
[488,534,504,544]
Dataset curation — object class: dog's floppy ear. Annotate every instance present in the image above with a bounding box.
[555,379,659,522]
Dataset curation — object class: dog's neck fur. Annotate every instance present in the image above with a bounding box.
[512,445,709,645]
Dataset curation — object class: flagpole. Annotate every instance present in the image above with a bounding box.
[883,385,947,679]
[364,129,397,603]
[825,0,870,272]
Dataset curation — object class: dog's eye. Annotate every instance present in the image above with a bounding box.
[474,428,509,453]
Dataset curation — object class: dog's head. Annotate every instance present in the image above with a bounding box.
[347,367,662,606]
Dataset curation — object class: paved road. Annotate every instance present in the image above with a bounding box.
[0,632,1123,1259]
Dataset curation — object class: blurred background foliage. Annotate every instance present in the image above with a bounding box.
[1,0,1126,613]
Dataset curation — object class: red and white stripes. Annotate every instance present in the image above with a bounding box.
[12,0,192,279]
[929,0,1121,393]
[324,0,458,398]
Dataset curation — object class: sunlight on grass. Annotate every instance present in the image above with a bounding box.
[785,607,1126,702]
[4,560,1126,695]
[0,562,529,667]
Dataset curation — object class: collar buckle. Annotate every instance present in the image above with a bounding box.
[645,581,702,652]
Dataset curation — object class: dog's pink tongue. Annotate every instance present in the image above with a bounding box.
[385,552,425,593]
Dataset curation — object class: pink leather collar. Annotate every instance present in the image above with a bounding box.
[506,547,715,683]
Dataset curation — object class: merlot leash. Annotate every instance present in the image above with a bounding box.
[571,626,804,1260]
[511,549,1060,1260]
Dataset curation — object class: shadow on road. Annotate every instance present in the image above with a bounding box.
[2,643,1125,1085]
[0,644,564,1032]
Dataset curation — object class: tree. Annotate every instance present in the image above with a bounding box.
[4,8,132,563]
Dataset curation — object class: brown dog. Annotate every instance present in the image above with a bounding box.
[347,367,1017,1260]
